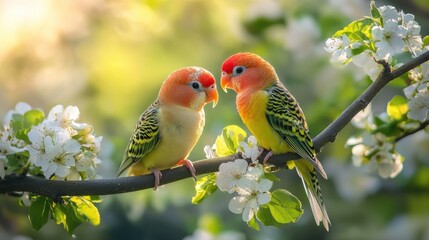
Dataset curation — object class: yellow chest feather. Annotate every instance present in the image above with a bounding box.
[237,90,292,154]
[130,105,204,175]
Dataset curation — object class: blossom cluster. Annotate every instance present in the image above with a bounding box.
[325,3,425,81]
[0,103,28,178]
[346,105,404,178]
[0,102,102,180]
[205,134,271,223]
[217,159,272,222]
[404,63,429,122]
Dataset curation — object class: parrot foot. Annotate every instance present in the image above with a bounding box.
[177,159,197,181]
[262,151,273,165]
[152,168,162,190]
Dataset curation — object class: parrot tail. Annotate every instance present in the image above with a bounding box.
[294,159,331,231]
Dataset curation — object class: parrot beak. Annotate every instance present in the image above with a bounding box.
[220,72,232,93]
[206,86,219,108]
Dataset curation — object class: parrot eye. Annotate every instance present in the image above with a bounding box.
[190,81,201,90]
[233,66,246,76]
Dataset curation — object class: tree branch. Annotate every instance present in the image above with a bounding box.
[395,119,429,142]
[1,51,429,199]
[0,152,297,199]
[314,51,429,150]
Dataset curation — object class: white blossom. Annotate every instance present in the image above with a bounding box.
[351,143,368,167]
[407,91,429,122]
[238,136,261,163]
[74,152,95,172]
[204,144,217,159]
[351,104,373,129]
[347,131,404,178]
[405,82,419,99]
[228,179,272,222]
[216,159,249,193]
[324,37,343,53]
[372,20,407,61]
[47,104,87,136]
[0,126,27,178]
[369,136,404,178]
[28,122,81,178]
[379,5,401,22]
[352,51,383,81]
[401,13,423,55]
[324,35,351,66]
[0,126,27,154]
[371,6,423,60]
[377,152,403,179]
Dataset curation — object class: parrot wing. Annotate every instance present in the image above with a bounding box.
[117,100,161,176]
[265,82,327,179]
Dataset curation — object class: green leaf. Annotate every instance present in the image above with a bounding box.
[370,1,382,25]
[72,196,101,226]
[387,95,408,120]
[10,110,45,143]
[333,18,375,51]
[256,205,282,227]
[247,215,260,231]
[24,110,45,126]
[423,35,429,47]
[373,115,387,127]
[350,44,368,56]
[29,196,51,230]
[215,125,247,156]
[52,199,83,234]
[192,173,218,204]
[64,206,84,234]
[51,196,101,234]
[264,172,280,182]
[88,195,102,203]
[10,114,29,142]
[6,151,29,174]
[267,189,303,224]
[52,202,67,225]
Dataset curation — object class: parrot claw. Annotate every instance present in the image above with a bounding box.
[177,159,197,181]
[152,169,162,190]
[262,151,273,165]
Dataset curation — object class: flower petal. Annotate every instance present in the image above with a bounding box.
[228,196,247,214]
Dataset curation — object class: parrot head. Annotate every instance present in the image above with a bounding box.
[220,52,277,93]
[159,67,218,111]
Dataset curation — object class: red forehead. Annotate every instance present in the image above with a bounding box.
[199,71,215,87]
[221,54,240,74]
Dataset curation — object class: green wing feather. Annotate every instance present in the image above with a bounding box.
[117,100,161,176]
[265,82,327,179]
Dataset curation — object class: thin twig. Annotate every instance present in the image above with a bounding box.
[395,120,429,142]
[1,51,429,199]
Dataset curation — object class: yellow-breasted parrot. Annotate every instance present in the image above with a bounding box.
[118,67,218,189]
[220,52,330,231]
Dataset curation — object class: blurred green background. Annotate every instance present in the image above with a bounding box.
[1,0,429,239]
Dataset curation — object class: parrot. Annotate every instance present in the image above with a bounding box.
[220,52,331,231]
[117,67,218,190]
